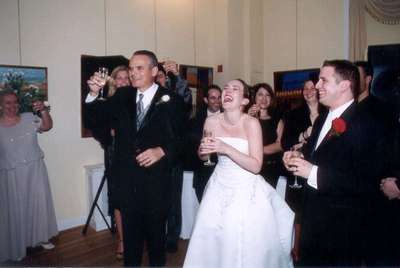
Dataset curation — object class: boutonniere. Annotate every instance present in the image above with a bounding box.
[328,117,347,137]
[155,95,170,106]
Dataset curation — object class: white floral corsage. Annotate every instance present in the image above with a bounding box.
[155,95,170,106]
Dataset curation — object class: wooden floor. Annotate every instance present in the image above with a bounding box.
[7,226,189,267]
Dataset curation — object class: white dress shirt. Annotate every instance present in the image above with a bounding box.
[207,109,221,117]
[307,99,354,189]
[85,83,159,108]
[136,83,159,111]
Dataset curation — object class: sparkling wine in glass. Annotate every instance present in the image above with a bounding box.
[31,98,41,124]
[289,147,303,189]
[97,67,108,101]
[203,129,215,166]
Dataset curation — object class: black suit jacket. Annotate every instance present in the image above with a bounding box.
[299,102,389,265]
[186,108,218,189]
[85,86,184,215]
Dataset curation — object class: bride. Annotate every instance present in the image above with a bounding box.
[183,79,294,268]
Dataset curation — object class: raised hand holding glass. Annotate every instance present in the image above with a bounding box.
[203,129,216,166]
[289,147,303,189]
[97,67,109,101]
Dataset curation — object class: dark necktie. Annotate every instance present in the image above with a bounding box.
[136,93,144,130]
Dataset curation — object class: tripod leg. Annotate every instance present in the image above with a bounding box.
[96,203,112,231]
[82,173,108,235]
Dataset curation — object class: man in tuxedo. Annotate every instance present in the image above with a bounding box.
[85,50,184,266]
[188,85,222,201]
[283,60,388,266]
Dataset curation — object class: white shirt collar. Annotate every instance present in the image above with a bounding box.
[315,99,354,149]
[136,83,159,109]
[207,109,220,117]
[328,99,354,119]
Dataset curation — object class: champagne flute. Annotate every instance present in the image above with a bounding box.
[97,67,108,101]
[289,147,303,189]
[203,129,215,166]
[31,98,41,124]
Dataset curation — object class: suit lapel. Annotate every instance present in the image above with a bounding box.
[308,112,327,156]
[314,103,356,154]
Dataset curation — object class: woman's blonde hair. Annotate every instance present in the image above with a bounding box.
[107,65,129,97]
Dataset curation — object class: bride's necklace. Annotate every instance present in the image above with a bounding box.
[222,114,241,127]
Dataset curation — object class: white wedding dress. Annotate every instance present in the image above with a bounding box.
[184,137,294,268]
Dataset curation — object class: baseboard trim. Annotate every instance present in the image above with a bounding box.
[57,216,86,231]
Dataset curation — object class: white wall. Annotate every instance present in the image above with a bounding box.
[262,0,346,85]
[0,0,20,64]
[0,0,399,231]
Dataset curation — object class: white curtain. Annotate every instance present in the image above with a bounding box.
[349,0,367,61]
[366,0,400,25]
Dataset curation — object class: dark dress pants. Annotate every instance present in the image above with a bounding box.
[260,161,281,188]
[122,208,167,267]
[166,165,183,245]
[193,163,215,202]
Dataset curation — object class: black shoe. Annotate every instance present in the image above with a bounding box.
[166,240,178,253]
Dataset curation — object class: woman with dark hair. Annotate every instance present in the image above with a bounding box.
[281,78,326,262]
[248,83,284,188]
[282,79,325,150]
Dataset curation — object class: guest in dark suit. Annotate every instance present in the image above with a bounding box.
[85,50,184,267]
[283,60,388,266]
[378,115,400,267]
[156,61,191,253]
[281,78,326,263]
[157,60,192,119]
[188,85,222,202]
[355,60,400,266]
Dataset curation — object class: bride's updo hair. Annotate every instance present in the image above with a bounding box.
[234,79,250,99]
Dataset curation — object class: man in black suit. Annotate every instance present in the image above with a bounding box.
[355,61,400,266]
[283,60,388,266]
[155,61,191,253]
[85,50,184,267]
[188,85,222,201]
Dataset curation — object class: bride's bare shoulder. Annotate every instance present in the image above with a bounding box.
[242,114,259,125]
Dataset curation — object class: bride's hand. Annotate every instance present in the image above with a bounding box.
[200,137,229,155]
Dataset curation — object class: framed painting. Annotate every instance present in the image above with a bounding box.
[179,64,213,116]
[273,68,319,112]
[80,54,129,138]
[0,64,48,113]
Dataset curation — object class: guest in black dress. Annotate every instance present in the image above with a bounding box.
[91,65,130,260]
[248,83,284,188]
[281,78,326,262]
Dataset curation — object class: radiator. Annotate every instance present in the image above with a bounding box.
[85,163,111,232]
